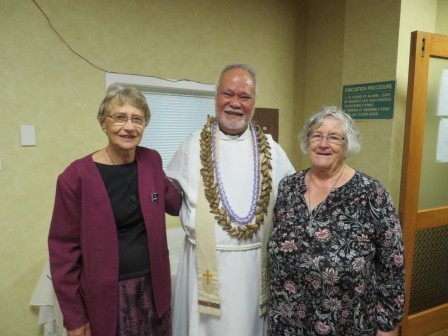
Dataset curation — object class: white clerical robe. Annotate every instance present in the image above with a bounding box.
[166,127,295,336]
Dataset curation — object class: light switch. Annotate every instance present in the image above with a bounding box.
[20,125,36,146]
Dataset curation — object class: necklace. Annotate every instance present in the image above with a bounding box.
[106,146,138,202]
[307,164,345,224]
[211,119,260,224]
[200,116,273,240]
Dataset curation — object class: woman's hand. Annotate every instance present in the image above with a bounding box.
[68,322,92,336]
[376,327,399,336]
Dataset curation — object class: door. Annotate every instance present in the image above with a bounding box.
[253,108,279,142]
[400,31,448,335]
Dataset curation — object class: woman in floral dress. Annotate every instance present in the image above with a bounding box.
[268,107,405,336]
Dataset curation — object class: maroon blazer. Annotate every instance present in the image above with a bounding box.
[48,147,181,335]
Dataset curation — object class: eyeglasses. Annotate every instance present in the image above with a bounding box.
[310,133,345,145]
[108,114,146,127]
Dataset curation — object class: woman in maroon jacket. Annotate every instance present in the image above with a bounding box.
[48,84,181,336]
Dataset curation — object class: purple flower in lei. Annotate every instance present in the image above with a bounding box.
[211,119,261,226]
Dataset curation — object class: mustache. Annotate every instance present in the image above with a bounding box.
[225,109,244,115]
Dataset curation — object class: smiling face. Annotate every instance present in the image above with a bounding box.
[101,102,145,154]
[215,68,256,135]
[308,117,347,174]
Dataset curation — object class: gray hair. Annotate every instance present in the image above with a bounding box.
[97,84,151,126]
[299,106,361,157]
[216,63,257,97]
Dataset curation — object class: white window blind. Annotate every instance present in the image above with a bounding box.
[140,90,215,167]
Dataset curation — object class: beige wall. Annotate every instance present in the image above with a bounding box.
[342,0,401,193]
[1,0,447,334]
[300,0,347,170]
[301,0,402,198]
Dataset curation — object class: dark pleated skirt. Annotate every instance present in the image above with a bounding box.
[117,275,171,336]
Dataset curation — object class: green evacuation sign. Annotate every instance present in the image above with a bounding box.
[342,80,395,120]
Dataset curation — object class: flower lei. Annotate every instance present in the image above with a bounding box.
[200,116,273,240]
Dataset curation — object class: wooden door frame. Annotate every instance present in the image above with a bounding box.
[400,31,448,336]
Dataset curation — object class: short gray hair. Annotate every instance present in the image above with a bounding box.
[299,106,361,157]
[217,63,257,96]
[97,84,151,126]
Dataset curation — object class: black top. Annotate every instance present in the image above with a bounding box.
[96,161,150,280]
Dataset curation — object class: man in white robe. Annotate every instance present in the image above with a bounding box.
[166,64,295,336]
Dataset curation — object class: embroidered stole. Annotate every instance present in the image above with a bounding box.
[196,179,221,316]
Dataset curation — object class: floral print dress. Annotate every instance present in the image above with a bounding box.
[267,170,405,336]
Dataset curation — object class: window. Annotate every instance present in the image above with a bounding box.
[105,73,215,167]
